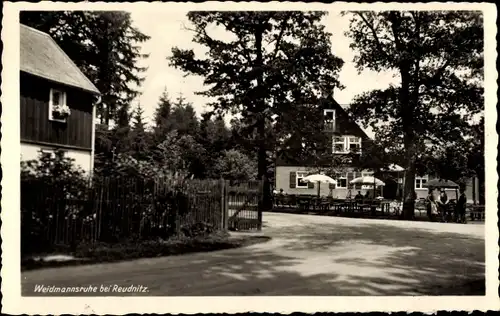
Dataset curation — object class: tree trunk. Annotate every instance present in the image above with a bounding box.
[254,23,272,212]
[402,161,416,220]
[399,66,416,220]
[472,175,476,205]
[477,168,485,205]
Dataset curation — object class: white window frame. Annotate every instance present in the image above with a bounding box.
[348,136,362,153]
[333,135,362,154]
[49,88,68,123]
[415,175,429,189]
[333,136,348,154]
[336,172,348,188]
[296,171,309,189]
[324,109,335,131]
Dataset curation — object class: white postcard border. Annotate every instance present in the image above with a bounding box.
[2,2,498,314]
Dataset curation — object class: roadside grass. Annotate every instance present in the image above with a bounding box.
[21,231,271,271]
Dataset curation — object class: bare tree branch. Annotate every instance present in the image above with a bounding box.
[272,13,293,60]
[356,12,390,59]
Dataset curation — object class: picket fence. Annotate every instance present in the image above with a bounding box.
[21,176,264,256]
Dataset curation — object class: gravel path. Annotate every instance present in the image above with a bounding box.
[22,212,485,296]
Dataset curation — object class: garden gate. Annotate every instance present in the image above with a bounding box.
[222,179,264,231]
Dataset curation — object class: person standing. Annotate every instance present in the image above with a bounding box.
[437,189,449,222]
[456,187,467,223]
[355,191,363,200]
[426,188,438,221]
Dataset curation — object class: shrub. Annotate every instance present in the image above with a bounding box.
[21,148,226,257]
[181,222,215,238]
[21,150,90,256]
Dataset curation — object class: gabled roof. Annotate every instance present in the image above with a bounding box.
[321,95,370,140]
[275,95,376,167]
[20,24,100,95]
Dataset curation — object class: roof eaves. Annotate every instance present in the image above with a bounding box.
[45,35,100,95]
[20,24,100,95]
[21,69,101,97]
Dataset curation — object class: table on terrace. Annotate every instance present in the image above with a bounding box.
[468,205,485,221]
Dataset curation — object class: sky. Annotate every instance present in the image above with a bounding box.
[129,10,397,138]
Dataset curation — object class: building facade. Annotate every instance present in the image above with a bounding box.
[274,96,480,203]
[274,95,383,199]
[20,24,100,173]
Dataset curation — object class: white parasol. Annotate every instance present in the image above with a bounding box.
[303,174,337,197]
[350,176,385,199]
[350,176,385,187]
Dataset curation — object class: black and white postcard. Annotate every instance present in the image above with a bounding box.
[1,1,498,314]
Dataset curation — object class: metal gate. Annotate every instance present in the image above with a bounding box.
[223,179,263,231]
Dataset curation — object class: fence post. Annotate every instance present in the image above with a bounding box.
[258,175,265,231]
[220,178,228,230]
[97,178,104,241]
[220,177,224,229]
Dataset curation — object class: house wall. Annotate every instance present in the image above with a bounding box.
[20,72,94,150]
[414,176,479,203]
[21,142,93,174]
[277,166,479,203]
[275,166,374,199]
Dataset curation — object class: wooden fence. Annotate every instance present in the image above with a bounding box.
[21,176,264,256]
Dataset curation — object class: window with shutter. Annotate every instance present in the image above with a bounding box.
[296,171,309,189]
[336,172,347,188]
[289,172,296,188]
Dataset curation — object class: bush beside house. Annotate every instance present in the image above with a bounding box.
[21,149,268,269]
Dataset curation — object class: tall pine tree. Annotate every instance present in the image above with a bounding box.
[130,103,151,161]
[169,11,344,181]
[154,88,172,129]
[132,103,147,132]
[168,94,199,138]
[21,11,150,125]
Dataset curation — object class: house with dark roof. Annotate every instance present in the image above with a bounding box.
[275,95,480,203]
[20,24,100,173]
[274,95,391,199]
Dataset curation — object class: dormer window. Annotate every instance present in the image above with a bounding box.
[324,109,335,131]
[49,88,70,122]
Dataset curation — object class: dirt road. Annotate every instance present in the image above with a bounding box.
[22,212,485,296]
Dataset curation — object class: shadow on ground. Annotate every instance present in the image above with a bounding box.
[192,222,485,296]
[22,219,484,296]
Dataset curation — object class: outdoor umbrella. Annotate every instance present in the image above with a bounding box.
[424,179,459,188]
[424,179,460,201]
[303,174,337,197]
[350,176,386,187]
[350,176,385,199]
[384,164,404,172]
